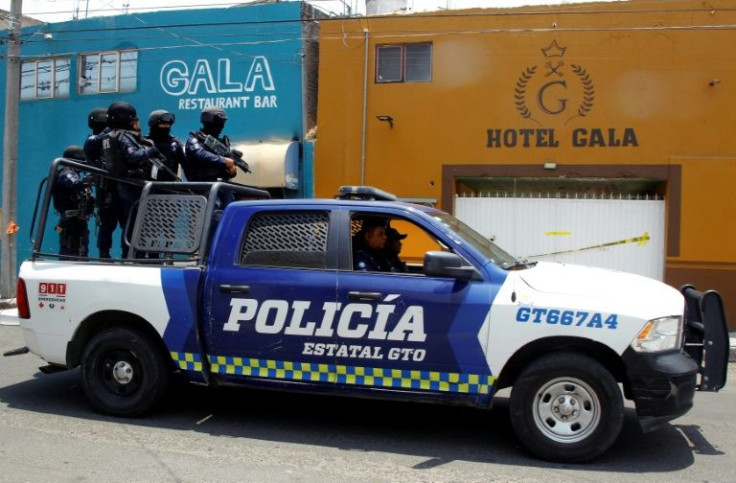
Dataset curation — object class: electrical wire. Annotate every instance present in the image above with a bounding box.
[17,0,736,19]
[16,20,736,47]
[3,2,734,52]
[10,0,351,18]
[12,2,736,37]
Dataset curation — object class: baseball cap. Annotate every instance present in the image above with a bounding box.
[386,227,407,241]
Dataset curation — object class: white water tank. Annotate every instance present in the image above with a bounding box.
[365,0,408,15]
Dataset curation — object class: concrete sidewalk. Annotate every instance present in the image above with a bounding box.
[0,299,18,326]
[1,307,19,326]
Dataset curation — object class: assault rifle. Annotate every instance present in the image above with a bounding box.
[63,180,95,220]
[139,136,181,182]
[148,151,181,181]
[201,134,251,174]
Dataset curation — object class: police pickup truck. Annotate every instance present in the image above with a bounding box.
[9,158,729,462]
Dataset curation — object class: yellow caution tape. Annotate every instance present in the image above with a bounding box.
[528,231,650,258]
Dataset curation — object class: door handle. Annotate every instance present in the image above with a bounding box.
[348,291,382,302]
[219,284,250,294]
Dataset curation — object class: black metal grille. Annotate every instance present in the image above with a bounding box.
[241,212,328,269]
[350,218,362,236]
[133,194,207,254]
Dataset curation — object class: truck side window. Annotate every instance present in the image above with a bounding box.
[240,212,328,269]
[351,213,446,274]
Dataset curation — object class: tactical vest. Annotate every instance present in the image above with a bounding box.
[52,167,94,219]
[101,129,128,178]
[189,131,233,181]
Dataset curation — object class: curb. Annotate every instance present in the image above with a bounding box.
[0,308,19,326]
[0,299,18,326]
[0,298,16,310]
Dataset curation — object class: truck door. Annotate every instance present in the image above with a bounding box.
[204,208,339,388]
[334,211,494,404]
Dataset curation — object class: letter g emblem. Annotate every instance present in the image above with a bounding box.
[537,80,568,115]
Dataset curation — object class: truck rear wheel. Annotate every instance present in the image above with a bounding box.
[81,327,170,417]
[509,352,623,462]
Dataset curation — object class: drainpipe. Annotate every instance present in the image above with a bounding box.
[360,28,369,185]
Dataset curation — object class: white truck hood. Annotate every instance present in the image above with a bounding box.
[515,261,684,317]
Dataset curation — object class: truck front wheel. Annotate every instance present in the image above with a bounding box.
[81,327,170,417]
[509,352,623,462]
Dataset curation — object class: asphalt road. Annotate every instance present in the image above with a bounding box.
[1,324,734,482]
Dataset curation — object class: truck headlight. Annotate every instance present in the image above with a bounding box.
[630,316,683,353]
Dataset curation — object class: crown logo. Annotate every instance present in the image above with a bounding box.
[515,40,595,123]
[541,40,566,58]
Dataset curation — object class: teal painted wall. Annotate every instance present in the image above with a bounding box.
[0,2,319,261]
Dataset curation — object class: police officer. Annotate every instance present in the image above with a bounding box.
[84,107,123,259]
[53,146,94,259]
[102,101,160,257]
[83,107,109,163]
[352,217,390,272]
[184,107,237,182]
[146,109,185,181]
[383,227,408,272]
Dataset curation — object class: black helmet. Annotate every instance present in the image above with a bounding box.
[200,107,227,126]
[148,109,175,128]
[107,101,138,129]
[87,108,108,133]
[62,145,86,162]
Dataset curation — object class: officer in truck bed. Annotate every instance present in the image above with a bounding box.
[146,109,185,182]
[84,107,123,259]
[53,146,94,259]
[184,107,237,182]
[101,101,160,258]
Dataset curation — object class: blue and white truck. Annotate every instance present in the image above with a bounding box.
[8,158,729,462]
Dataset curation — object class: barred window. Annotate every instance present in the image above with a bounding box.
[376,43,432,83]
[20,57,70,100]
[79,50,138,94]
[240,212,329,269]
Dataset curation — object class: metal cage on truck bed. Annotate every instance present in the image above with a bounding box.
[30,157,270,265]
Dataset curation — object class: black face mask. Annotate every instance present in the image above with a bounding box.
[202,119,225,137]
[150,125,171,139]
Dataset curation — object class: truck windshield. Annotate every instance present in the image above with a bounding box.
[431,213,526,270]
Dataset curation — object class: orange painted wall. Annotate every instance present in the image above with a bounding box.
[676,158,736,262]
[314,0,736,325]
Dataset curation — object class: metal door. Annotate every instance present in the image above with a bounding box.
[456,194,665,280]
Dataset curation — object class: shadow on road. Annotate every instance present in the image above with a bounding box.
[0,364,707,473]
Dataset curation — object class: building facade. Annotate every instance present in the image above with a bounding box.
[314,0,736,327]
[0,1,323,261]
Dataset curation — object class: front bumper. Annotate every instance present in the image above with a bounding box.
[622,349,698,433]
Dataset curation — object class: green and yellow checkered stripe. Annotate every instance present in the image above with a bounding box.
[168,352,494,395]
[332,364,492,394]
[170,351,203,372]
[210,355,334,383]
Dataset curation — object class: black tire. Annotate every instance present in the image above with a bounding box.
[509,352,623,463]
[81,327,170,417]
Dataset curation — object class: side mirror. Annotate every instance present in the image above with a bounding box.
[423,251,483,281]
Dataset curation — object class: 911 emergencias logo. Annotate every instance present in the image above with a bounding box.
[37,282,67,311]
